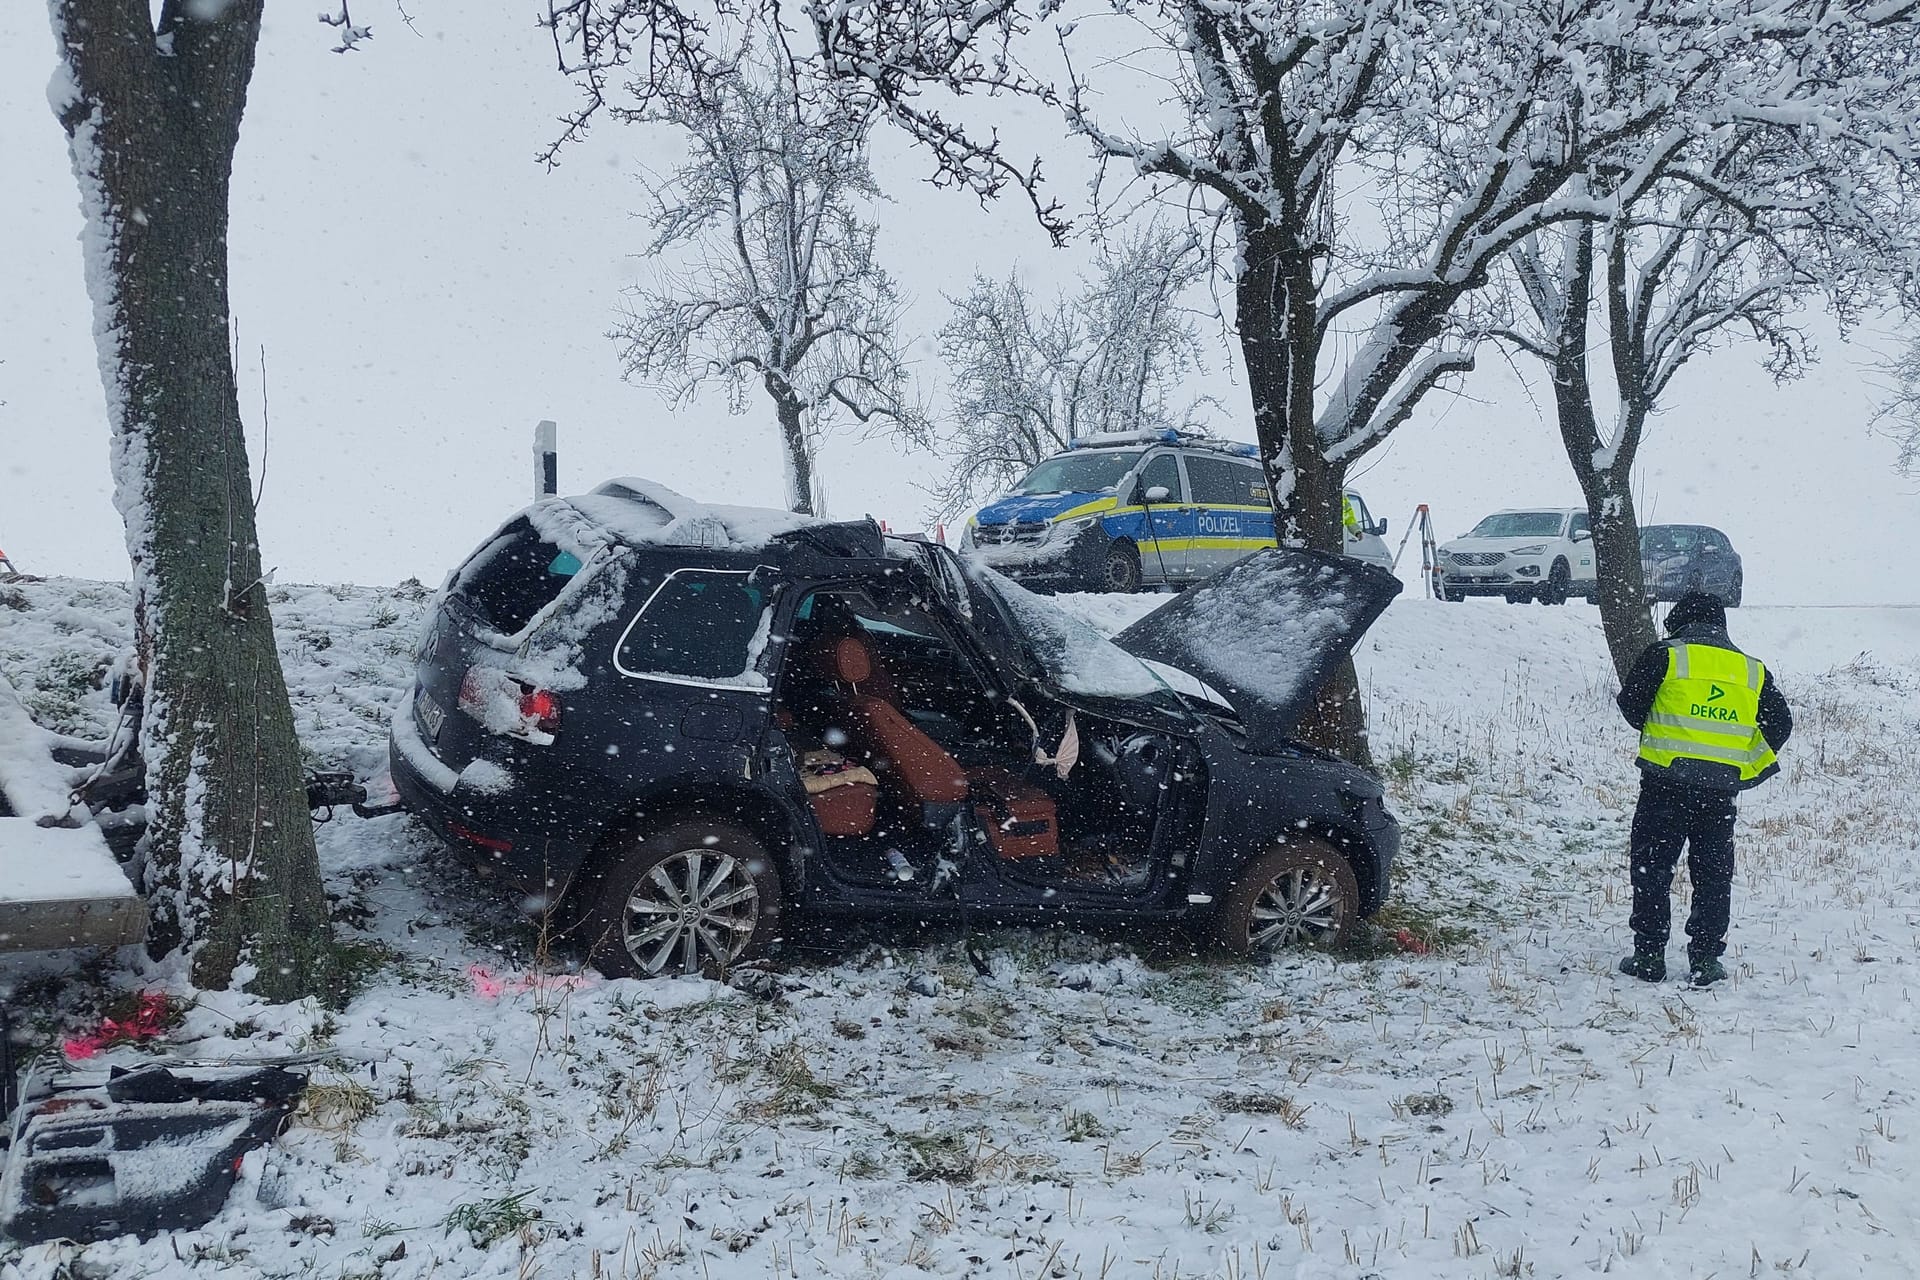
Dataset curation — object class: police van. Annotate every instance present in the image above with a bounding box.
[961,431,1392,592]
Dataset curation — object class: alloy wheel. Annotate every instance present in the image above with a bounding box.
[1247,864,1344,949]
[620,848,761,975]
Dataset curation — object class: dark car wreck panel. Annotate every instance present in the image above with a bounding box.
[389,479,1403,976]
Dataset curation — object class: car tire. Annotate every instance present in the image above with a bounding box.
[1538,560,1570,605]
[583,818,782,979]
[1101,542,1143,593]
[1213,836,1361,956]
[1504,591,1530,605]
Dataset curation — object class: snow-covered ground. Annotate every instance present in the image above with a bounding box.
[1,578,1917,1279]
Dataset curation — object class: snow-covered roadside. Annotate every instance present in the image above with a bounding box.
[1,578,1916,1279]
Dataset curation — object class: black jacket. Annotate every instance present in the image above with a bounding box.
[1617,623,1792,789]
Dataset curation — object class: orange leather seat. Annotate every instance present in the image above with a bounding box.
[818,635,969,807]
[966,766,1059,860]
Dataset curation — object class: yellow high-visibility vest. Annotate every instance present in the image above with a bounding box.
[1637,642,1777,786]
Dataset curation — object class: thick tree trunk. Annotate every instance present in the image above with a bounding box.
[1541,227,1657,680]
[53,0,338,1000]
[768,376,818,515]
[1238,225,1373,767]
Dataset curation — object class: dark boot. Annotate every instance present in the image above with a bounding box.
[1689,957,1728,987]
[1618,952,1666,982]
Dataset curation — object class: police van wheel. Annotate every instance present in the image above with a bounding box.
[1101,543,1142,593]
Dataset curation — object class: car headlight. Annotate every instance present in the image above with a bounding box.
[1509,544,1547,556]
[1047,515,1097,543]
[1437,549,1454,562]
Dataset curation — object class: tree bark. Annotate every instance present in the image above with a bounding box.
[1540,226,1657,680]
[767,374,818,515]
[52,0,339,1000]
[1238,225,1374,767]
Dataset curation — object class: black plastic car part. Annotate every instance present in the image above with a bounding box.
[0,1061,307,1244]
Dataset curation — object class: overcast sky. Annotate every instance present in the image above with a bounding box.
[3,5,1915,605]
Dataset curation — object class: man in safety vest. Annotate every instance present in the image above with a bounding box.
[1341,494,1359,540]
[1614,591,1792,986]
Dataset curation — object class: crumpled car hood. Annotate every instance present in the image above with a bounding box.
[1111,548,1402,754]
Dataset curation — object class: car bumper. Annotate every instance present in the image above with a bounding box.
[1437,557,1551,593]
[964,522,1108,589]
[1354,794,1399,916]
[389,723,600,898]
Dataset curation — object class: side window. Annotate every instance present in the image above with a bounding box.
[1185,456,1246,505]
[1569,513,1590,539]
[1137,452,1184,503]
[1347,492,1373,528]
[1701,530,1727,553]
[614,569,770,684]
[1669,528,1700,553]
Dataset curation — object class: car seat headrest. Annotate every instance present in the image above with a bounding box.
[818,634,872,685]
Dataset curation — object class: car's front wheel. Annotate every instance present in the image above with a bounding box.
[585,819,782,978]
[1213,836,1361,956]
[1537,560,1571,605]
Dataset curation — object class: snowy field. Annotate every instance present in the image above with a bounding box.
[1,577,1917,1279]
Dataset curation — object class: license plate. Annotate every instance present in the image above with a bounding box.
[415,689,447,742]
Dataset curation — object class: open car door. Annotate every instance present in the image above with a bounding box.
[1111,548,1401,754]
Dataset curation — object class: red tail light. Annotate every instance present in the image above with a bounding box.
[458,667,561,743]
[519,686,561,736]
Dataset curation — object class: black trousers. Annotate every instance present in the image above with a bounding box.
[1628,778,1739,961]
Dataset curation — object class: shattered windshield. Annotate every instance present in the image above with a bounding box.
[966,566,1171,702]
[1014,450,1143,496]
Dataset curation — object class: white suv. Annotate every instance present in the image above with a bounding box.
[1437,509,1596,604]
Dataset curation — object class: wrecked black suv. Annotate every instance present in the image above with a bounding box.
[390,478,1403,977]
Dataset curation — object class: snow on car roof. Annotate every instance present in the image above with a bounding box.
[515,477,821,561]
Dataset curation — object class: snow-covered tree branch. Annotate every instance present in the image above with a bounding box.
[611,26,931,514]
[932,227,1211,512]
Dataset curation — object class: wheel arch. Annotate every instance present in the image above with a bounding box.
[562,776,803,917]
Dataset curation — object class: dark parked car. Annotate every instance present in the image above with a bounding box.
[1640,524,1743,606]
[390,479,1403,977]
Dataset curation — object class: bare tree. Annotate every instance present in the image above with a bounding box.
[1878,338,1920,477]
[1502,101,1920,676]
[49,0,337,998]
[611,28,930,514]
[934,228,1209,512]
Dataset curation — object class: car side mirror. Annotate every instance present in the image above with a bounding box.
[1371,519,1388,537]
[1572,529,1592,543]
[1144,485,1171,504]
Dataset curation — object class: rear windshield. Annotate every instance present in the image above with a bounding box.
[453,518,583,635]
[1468,512,1565,539]
[614,570,770,684]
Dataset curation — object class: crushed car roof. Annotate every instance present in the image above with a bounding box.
[516,478,888,562]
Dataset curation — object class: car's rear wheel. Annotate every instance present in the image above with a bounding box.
[585,819,781,978]
[1538,560,1571,605]
[1214,837,1361,956]
[1101,542,1143,593]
